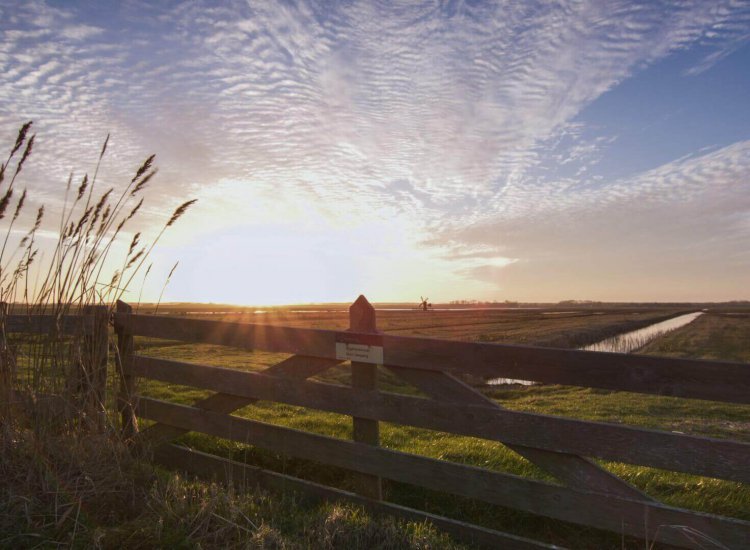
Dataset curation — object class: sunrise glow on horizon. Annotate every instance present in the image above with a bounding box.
[1,1,749,305]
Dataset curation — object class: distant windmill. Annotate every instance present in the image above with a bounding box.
[419,296,432,311]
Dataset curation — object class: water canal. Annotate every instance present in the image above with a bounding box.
[488,311,704,386]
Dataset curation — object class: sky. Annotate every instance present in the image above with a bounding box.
[0,0,749,305]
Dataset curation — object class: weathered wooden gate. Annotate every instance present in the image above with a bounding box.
[111,296,750,549]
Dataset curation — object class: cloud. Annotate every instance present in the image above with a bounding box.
[58,24,104,41]
[442,140,750,300]
[682,3,750,75]
[1,0,748,300]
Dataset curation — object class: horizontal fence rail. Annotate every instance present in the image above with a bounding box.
[3,306,112,432]
[109,297,750,549]
[3,313,96,334]
[133,355,750,483]
[113,311,750,404]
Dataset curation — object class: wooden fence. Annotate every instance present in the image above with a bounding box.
[1,304,111,426]
[5,298,749,548]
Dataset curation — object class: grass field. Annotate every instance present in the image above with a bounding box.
[132,306,750,549]
[155,303,690,348]
[640,312,750,363]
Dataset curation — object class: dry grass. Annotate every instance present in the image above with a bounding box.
[0,425,151,547]
[0,425,460,549]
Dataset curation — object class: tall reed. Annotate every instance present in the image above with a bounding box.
[0,121,196,433]
[0,122,199,547]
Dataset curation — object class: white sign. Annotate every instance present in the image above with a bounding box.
[335,342,384,364]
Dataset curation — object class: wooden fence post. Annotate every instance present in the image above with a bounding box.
[82,304,109,429]
[349,295,382,500]
[0,301,12,410]
[115,300,138,438]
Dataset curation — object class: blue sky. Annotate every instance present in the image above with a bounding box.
[1,0,749,304]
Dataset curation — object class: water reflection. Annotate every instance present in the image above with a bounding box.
[488,311,704,386]
[581,312,703,353]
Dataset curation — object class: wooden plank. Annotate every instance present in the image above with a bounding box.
[381,334,750,405]
[154,444,559,550]
[114,311,750,404]
[137,398,750,549]
[5,313,93,335]
[114,301,138,437]
[142,355,342,445]
[0,302,13,401]
[134,356,750,482]
[387,366,652,502]
[349,295,382,500]
[113,312,337,357]
[81,305,109,430]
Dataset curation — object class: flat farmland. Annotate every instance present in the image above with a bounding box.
[153,303,690,347]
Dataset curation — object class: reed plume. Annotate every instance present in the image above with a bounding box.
[0,121,195,431]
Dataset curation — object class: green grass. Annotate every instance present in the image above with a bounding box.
[131,310,750,548]
[0,428,462,549]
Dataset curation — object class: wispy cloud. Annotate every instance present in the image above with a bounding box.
[1,0,748,301]
[444,140,750,300]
